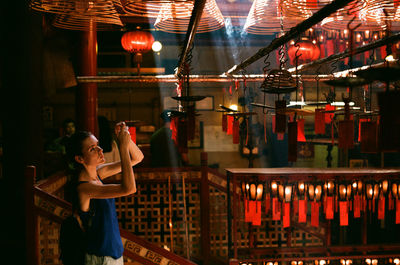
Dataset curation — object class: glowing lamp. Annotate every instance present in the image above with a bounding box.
[284,185,292,202]
[298,182,306,196]
[152,41,162,52]
[366,184,374,200]
[326,181,335,196]
[278,184,285,201]
[256,183,264,201]
[315,185,322,202]
[392,183,399,199]
[381,180,389,196]
[249,183,257,201]
[271,181,278,197]
[308,184,315,201]
[373,184,380,199]
[339,184,347,201]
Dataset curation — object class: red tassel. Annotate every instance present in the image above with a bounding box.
[319,43,325,59]
[378,197,385,220]
[170,117,179,145]
[338,120,354,149]
[354,195,361,218]
[325,104,335,123]
[265,195,271,214]
[396,199,400,224]
[128,126,137,143]
[299,199,307,223]
[222,114,227,132]
[315,109,325,134]
[311,201,320,227]
[272,198,281,221]
[293,199,298,216]
[297,119,306,142]
[380,45,387,60]
[339,201,349,226]
[232,119,240,144]
[326,39,335,56]
[288,121,298,162]
[252,201,262,226]
[283,202,291,228]
[227,115,234,135]
[326,196,334,219]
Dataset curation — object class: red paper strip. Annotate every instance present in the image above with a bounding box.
[315,109,325,134]
[297,119,306,142]
[326,196,334,219]
[265,195,271,214]
[339,201,349,226]
[299,199,307,223]
[326,39,335,56]
[170,117,178,145]
[244,200,252,223]
[325,104,335,124]
[358,118,369,142]
[354,195,361,218]
[396,199,400,224]
[319,43,325,59]
[272,198,281,221]
[252,201,262,226]
[378,197,385,220]
[283,202,291,228]
[338,120,354,149]
[311,201,320,227]
[293,199,299,216]
[277,133,285,141]
[128,126,137,143]
[380,45,387,60]
[232,119,240,144]
[227,116,234,135]
[222,114,227,132]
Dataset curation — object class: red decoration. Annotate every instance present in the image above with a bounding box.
[360,121,378,153]
[245,200,253,223]
[283,202,291,228]
[265,195,271,214]
[338,120,354,149]
[299,199,307,223]
[326,196,334,219]
[326,39,335,56]
[396,199,400,224]
[222,114,227,132]
[272,198,281,220]
[378,197,385,220]
[325,104,335,123]
[297,119,306,142]
[311,201,320,227]
[121,31,155,54]
[227,116,234,135]
[253,201,262,226]
[170,117,179,145]
[287,40,320,65]
[339,201,349,226]
[354,195,361,218]
[275,100,286,133]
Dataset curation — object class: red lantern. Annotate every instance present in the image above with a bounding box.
[121,31,154,54]
[288,40,320,65]
[121,31,155,75]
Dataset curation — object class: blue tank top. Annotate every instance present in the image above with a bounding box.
[79,180,124,259]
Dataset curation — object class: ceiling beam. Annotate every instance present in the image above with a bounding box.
[224,0,354,76]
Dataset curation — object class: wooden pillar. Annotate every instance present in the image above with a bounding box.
[76,21,98,136]
[200,152,210,264]
[227,171,233,258]
[25,166,39,265]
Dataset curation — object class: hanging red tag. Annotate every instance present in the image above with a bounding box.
[358,118,369,142]
[326,196,334,219]
[293,199,298,215]
[227,115,234,135]
[323,195,327,214]
[128,126,137,143]
[222,114,227,132]
[338,120,354,149]
[277,133,284,141]
[249,200,257,223]
[326,39,335,56]
[299,199,307,223]
[378,197,385,220]
[325,104,335,123]
[252,201,262,226]
[244,200,252,222]
[354,195,361,218]
[232,119,240,144]
[272,198,281,221]
[265,195,271,214]
[297,119,306,142]
[319,43,326,59]
[170,117,179,145]
[311,201,320,227]
[288,121,298,162]
[283,202,291,228]
[339,201,349,226]
[396,199,400,224]
[380,45,387,60]
[388,193,394,211]
[360,121,378,153]
[315,109,325,134]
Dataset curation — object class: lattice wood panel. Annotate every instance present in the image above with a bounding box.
[38,216,62,265]
[209,185,229,258]
[115,171,202,258]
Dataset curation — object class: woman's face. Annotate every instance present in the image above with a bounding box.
[79,135,105,166]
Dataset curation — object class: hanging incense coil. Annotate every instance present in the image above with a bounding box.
[323,76,371,88]
[123,0,188,17]
[52,12,123,30]
[260,69,297,94]
[355,67,400,82]
[154,0,225,33]
[358,0,400,30]
[244,0,300,35]
[30,0,122,15]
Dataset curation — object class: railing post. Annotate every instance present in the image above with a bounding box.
[200,152,210,264]
[25,166,39,265]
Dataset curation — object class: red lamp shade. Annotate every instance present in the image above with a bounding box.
[288,40,320,65]
[121,31,155,54]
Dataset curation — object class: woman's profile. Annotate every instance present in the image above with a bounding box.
[65,121,143,265]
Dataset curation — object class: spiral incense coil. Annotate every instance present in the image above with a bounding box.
[52,12,123,31]
[154,0,225,34]
[244,0,300,35]
[30,0,121,16]
[260,69,297,93]
[123,0,189,18]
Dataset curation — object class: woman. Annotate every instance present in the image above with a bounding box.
[65,122,143,265]
[98,115,120,163]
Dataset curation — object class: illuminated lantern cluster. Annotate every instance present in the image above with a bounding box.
[287,39,320,65]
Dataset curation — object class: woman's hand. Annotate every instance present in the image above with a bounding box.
[116,122,130,148]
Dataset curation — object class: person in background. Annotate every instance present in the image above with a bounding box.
[65,122,143,265]
[48,118,76,154]
[98,116,120,163]
[150,110,188,167]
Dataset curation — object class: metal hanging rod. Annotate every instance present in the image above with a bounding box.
[175,0,207,78]
[224,0,354,76]
[287,32,400,73]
